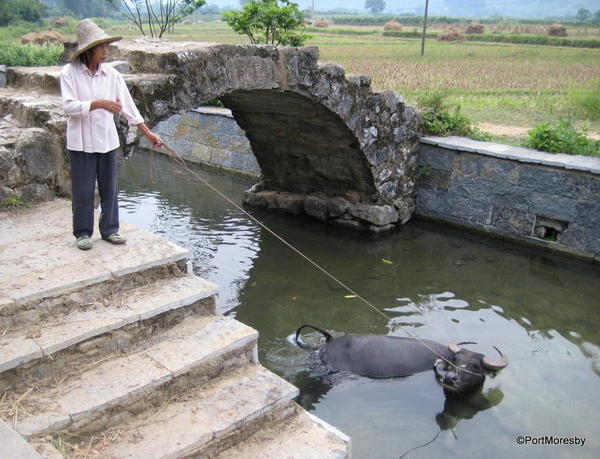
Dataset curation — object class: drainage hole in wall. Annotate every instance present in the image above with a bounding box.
[534,217,569,241]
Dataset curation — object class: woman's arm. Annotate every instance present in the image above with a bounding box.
[60,69,91,117]
[135,123,163,148]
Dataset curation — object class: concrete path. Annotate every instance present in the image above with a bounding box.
[0,199,350,457]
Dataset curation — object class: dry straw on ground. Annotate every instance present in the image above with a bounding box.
[21,30,66,45]
[313,18,330,28]
[384,20,402,32]
[548,23,568,37]
[465,21,484,34]
[437,27,465,42]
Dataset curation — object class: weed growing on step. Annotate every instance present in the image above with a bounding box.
[4,196,25,208]
[525,118,600,157]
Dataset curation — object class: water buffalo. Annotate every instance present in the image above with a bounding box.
[295,324,508,395]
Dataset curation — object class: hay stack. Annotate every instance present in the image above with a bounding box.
[437,27,465,42]
[21,30,67,46]
[465,21,484,34]
[50,17,68,28]
[548,23,567,37]
[313,18,330,28]
[384,20,402,32]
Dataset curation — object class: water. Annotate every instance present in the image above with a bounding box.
[119,150,600,459]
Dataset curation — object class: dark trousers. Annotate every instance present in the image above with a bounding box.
[69,149,119,238]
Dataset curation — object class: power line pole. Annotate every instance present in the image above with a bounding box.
[421,0,430,57]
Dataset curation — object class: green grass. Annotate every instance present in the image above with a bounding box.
[0,42,62,66]
[1,20,599,140]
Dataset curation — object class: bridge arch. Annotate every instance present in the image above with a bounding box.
[116,40,423,231]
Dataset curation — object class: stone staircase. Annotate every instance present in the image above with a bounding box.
[0,62,351,456]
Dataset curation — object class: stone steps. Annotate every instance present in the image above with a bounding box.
[0,201,191,328]
[0,88,64,133]
[12,314,257,438]
[0,274,217,387]
[216,403,351,459]
[56,364,299,458]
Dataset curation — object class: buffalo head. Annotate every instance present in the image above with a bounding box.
[434,341,508,395]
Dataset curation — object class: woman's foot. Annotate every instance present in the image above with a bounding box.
[76,235,93,250]
[102,233,127,244]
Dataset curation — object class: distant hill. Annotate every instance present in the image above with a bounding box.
[202,0,599,19]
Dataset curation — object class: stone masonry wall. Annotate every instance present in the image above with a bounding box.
[416,136,600,261]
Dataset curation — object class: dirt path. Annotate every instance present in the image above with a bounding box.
[479,123,600,140]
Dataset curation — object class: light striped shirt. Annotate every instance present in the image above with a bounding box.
[60,62,144,153]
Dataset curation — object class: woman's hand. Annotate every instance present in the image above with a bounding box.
[91,99,122,114]
[146,132,163,148]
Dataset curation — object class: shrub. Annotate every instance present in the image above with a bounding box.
[525,119,599,157]
[465,21,484,34]
[313,18,330,28]
[548,23,567,37]
[383,19,402,32]
[0,42,62,66]
[418,92,491,141]
[437,27,464,42]
[569,80,600,120]
[0,0,45,26]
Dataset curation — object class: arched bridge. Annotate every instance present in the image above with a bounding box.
[115,40,423,231]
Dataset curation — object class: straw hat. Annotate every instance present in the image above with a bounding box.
[71,19,122,61]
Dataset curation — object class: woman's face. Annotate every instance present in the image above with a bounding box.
[89,42,109,65]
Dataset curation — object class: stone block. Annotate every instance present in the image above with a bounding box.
[558,223,600,256]
[448,175,494,205]
[575,201,600,228]
[21,183,52,203]
[348,203,398,226]
[529,193,577,222]
[16,129,60,183]
[304,195,328,220]
[0,419,42,458]
[190,143,213,163]
[445,193,491,225]
[328,196,350,218]
[415,188,446,216]
[517,165,573,197]
[0,336,43,372]
[0,184,15,202]
[276,192,304,215]
[417,144,455,172]
[490,205,534,236]
[419,168,450,190]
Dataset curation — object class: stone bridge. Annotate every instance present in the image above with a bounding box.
[1,40,423,232]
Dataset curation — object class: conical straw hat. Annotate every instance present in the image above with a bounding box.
[71,19,122,61]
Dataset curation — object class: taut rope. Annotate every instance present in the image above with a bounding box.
[155,141,480,376]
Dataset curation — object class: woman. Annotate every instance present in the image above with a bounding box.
[60,19,162,250]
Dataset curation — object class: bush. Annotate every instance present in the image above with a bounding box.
[0,42,62,66]
[418,92,491,141]
[525,119,599,157]
[383,20,402,32]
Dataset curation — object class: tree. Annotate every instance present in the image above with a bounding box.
[105,0,205,38]
[593,9,600,24]
[0,0,46,26]
[222,0,310,47]
[576,8,591,21]
[364,0,385,15]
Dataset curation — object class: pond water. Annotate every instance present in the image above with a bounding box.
[119,150,600,459]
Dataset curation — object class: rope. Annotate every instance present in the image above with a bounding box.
[154,141,479,377]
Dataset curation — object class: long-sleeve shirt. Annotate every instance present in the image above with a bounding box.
[60,62,144,153]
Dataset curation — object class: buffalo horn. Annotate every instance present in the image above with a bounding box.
[482,346,509,370]
[448,341,478,354]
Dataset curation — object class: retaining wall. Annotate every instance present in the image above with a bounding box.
[417,136,600,262]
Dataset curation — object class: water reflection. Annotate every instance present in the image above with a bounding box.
[118,150,600,459]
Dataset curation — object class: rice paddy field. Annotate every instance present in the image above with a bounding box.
[2,19,600,143]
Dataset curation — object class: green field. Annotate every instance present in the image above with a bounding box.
[2,20,599,143]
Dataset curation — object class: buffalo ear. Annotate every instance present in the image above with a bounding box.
[482,346,509,370]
